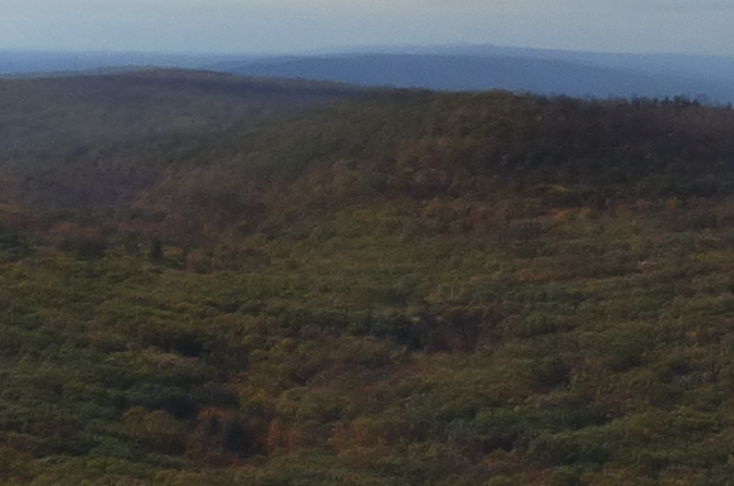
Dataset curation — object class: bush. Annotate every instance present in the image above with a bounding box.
[123,407,188,455]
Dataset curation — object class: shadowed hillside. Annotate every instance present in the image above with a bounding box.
[0,68,360,152]
[3,71,734,485]
[0,69,363,208]
[7,77,734,215]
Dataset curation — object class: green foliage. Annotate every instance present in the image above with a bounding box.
[7,70,734,485]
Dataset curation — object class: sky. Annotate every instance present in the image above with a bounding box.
[2,0,734,56]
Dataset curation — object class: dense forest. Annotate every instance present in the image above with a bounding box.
[3,69,734,485]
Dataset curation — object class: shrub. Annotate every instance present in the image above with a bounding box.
[123,407,188,455]
[187,407,268,461]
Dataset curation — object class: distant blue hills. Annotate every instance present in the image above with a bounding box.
[211,45,734,103]
[0,50,257,76]
[3,45,734,103]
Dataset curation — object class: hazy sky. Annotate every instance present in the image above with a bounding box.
[2,0,734,56]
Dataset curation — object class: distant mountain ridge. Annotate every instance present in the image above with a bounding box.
[212,52,734,102]
[0,50,261,76]
[3,45,734,102]
[211,50,734,103]
[352,44,734,82]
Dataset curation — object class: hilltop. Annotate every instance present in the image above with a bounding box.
[2,70,734,485]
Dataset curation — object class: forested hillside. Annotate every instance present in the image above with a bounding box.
[0,69,359,149]
[3,70,734,485]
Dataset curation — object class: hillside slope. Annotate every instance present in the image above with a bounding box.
[3,72,734,485]
[0,69,360,150]
[0,69,363,208]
